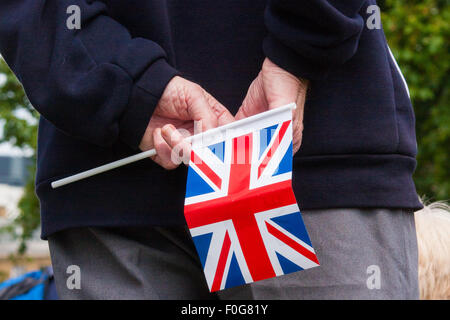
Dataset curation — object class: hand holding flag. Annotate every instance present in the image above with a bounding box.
[236,58,308,154]
[139,76,234,170]
[50,103,319,293]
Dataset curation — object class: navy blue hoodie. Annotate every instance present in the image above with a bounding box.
[0,0,422,239]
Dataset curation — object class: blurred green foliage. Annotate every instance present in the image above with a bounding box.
[0,59,40,254]
[380,0,449,201]
[0,1,449,253]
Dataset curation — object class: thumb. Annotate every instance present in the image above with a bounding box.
[266,81,300,111]
[262,58,303,111]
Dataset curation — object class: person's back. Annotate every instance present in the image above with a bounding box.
[0,0,421,299]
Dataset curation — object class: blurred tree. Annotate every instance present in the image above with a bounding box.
[0,1,448,253]
[0,58,40,254]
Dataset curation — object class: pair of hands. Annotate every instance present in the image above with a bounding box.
[139,58,308,170]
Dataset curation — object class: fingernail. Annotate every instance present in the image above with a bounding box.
[161,124,173,134]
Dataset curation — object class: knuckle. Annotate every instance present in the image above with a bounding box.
[190,82,203,93]
[154,139,166,151]
[174,86,188,112]
[186,88,202,107]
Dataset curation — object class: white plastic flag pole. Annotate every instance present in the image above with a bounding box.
[51,103,296,189]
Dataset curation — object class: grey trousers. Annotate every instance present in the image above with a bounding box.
[48,208,419,300]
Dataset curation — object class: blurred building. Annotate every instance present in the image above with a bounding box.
[0,156,32,186]
[0,155,50,282]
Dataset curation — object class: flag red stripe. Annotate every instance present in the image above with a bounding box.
[265,221,319,265]
[224,134,276,281]
[211,231,231,292]
[184,180,295,227]
[191,151,222,189]
[258,121,291,178]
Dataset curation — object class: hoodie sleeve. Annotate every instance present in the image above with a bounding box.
[0,0,178,149]
[264,0,367,80]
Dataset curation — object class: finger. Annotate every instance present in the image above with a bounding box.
[293,83,307,123]
[292,89,306,154]
[292,101,303,126]
[292,120,303,154]
[161,124,191,166]
[293,88,306,130]
[202,91,235,126]
[266,80,299,111]
[215,105,235,126]
[151,128,180,170]
[236,77,267,120]
[187,85,219,132]
[264,59,306,111]
[234,108,247,121]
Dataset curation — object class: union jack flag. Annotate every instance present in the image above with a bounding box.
[184,105,319,292]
